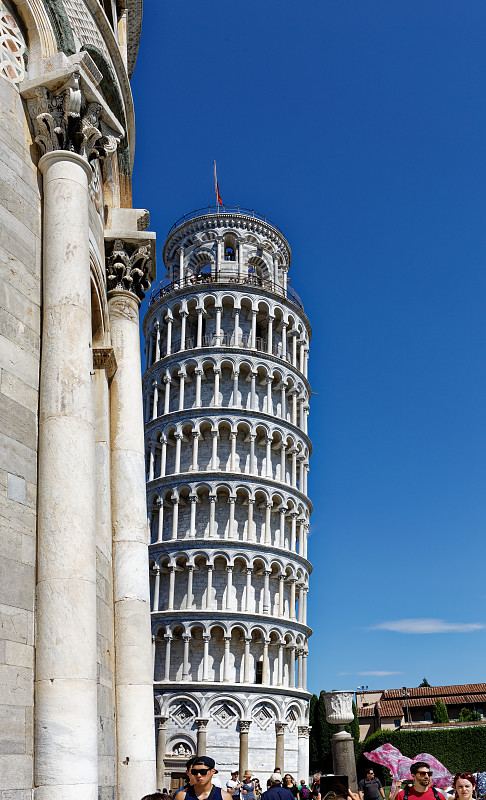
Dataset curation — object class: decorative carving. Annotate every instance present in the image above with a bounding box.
[323,690,354,727]
[106,239,153,300]
[252,703,274,731]
[26,72,116,161]
[285,707,298,732]
[212,702,237,729]
[172,742,192,757]
[170,701,196,728]
[275,722,287,735]
[297,725,311,739]
[239,719,252,733]
[92,346,117,380]
[0,2,26,85]
[195,718,209,731]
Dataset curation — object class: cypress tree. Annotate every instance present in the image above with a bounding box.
[309,694,319,772]
[432,699,449,723]
[350,700,360,750]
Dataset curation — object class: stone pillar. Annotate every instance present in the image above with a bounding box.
[297,726,311,784]
[182,634,191,680]
[232,371,240,407]
[228,496,236,538]
[206,565,214,609]
[245,569,252,612]
[209,494,216,537]
[196,719,209,756]
[243,638,251,683]
[189,495,198,537]
[223,636,231,682]
[262,639,270,684]
[157,498,164,542]
[171,497,179,540]
[238,720,252,777]
[168,567,176,610]
[196,308,203,347]
[230,432,237,471]
[186,565,194,609]
[195,369,203,406]
[153,566,161,612]
[331,735,358,792]
[234,307,240,343]
[267,315,274,354]
[106,233,156,800]
[226,566,233,610]
[275,722,287,772]
[35,146,99,800]
[156,718,168,790]
[203,635,211,680]
[191,431,200,471]
[246,498,254,541]
[251,309,257,348]
[180,311,187,349]
[164,637,172,680]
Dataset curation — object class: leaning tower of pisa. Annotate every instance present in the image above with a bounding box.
[143,206,312,790]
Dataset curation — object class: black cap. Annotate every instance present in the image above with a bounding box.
[192,756,216,770]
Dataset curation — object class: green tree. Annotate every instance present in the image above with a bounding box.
[309,694,319,772]
[349,700,360,750]
[458,708,481,722]
[432,699,449,723]
[419,678,431,687]
[316,691,334,773]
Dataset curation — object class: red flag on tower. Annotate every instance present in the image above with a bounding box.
[213,160,223,206]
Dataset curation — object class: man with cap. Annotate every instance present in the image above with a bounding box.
[227,771,242,799]
[262,774,295,800]
[174,756,232,800]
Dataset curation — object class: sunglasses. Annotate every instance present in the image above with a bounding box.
[191,768,210,776]
[416,772,433,777]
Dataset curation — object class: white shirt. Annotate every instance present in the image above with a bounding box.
[227,780,240,796]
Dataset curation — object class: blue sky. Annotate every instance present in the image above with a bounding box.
[131,1,486,695]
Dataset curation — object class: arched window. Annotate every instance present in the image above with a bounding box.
[224,234,236,261]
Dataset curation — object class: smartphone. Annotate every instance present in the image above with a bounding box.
[320,776,349,799]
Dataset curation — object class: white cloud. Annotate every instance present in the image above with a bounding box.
[358,671,403,676]
[372,618,485,634]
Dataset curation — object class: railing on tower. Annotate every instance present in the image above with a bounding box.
[167,205,284,235]
[149,273,304,310]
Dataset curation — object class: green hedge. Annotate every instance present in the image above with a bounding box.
[356,726,486,780]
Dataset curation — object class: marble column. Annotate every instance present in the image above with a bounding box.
[196,719,209,756]
[238,720,252,777]
[203,635,211,680]
[275,722,287,772]
[156,718,168,790]
[182,635,191,680]
[297,726,311,785]
[106,232,156,800]
[35,146,99,800]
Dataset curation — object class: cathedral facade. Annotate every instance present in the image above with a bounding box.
[0,3,156,800]
[143,209,312,789]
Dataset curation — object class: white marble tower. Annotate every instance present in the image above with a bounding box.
[143,207,312,789]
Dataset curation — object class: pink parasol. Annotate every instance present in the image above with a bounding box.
[363,744,452,795]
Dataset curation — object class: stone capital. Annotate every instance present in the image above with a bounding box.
[239,719,252,733]
[297,725,311,739]
[23,60,123,161]
[105,238,155,301]
[275,722,287,735]
[195,718,209,731]
[158,717,169,730]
